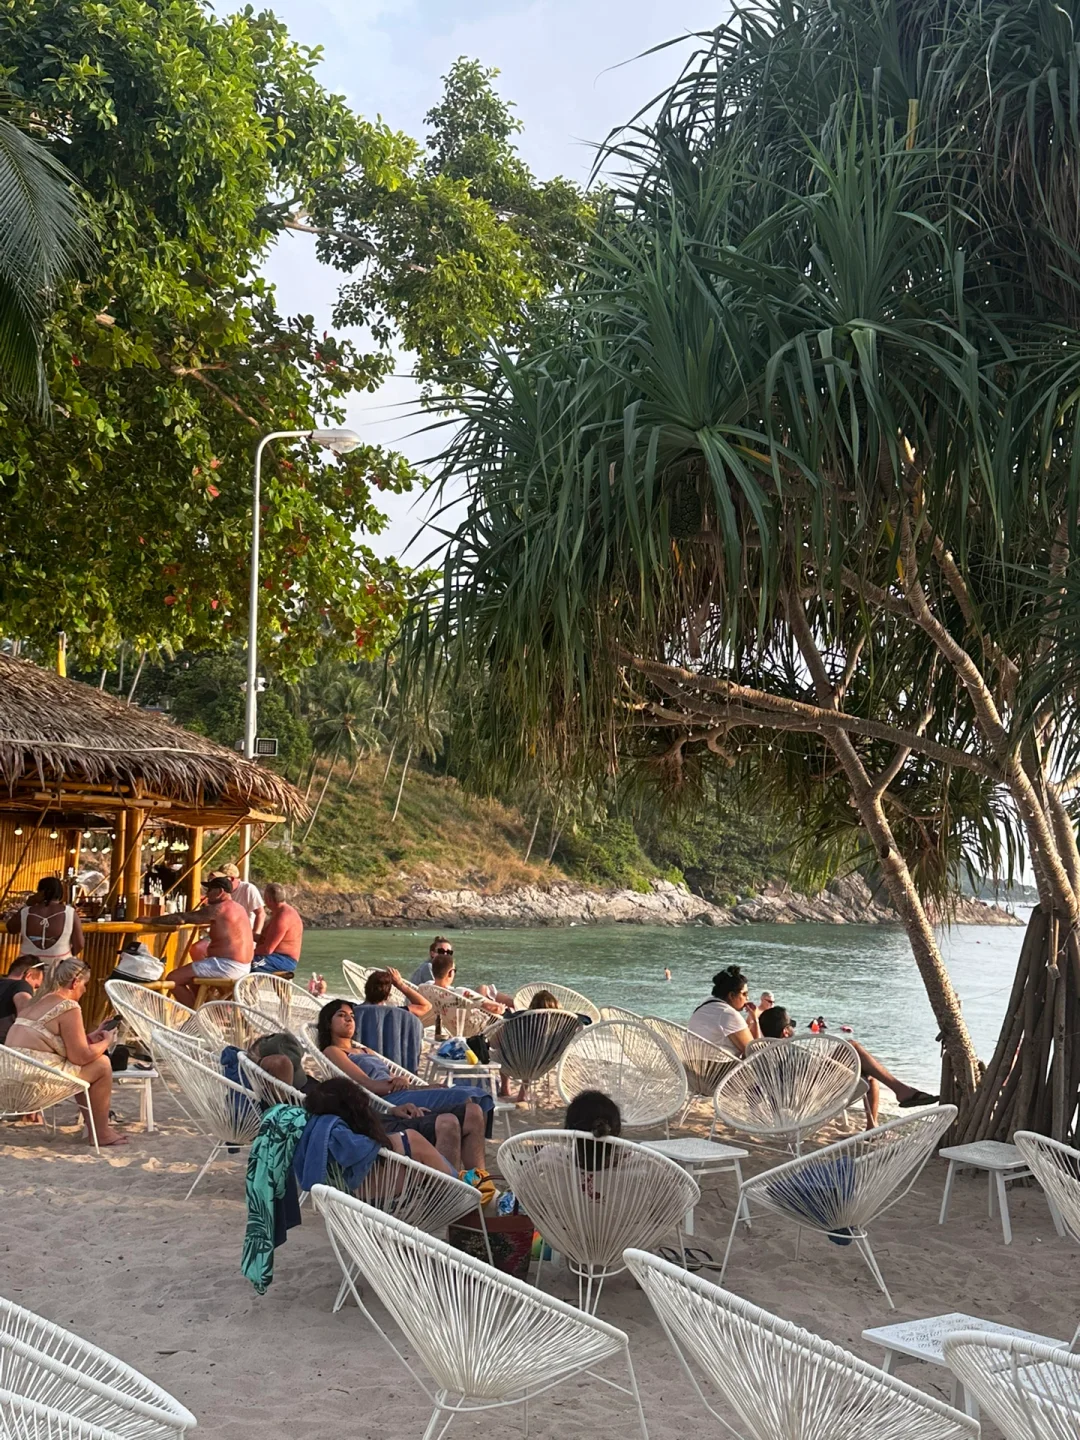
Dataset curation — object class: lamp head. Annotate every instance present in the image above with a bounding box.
[309,428,362,455]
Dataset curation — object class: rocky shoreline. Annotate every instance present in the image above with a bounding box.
[294,873,1021,931]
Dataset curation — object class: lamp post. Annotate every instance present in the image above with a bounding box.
[241,427,362,878]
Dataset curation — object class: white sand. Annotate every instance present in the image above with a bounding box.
[1,1089,1076,1438]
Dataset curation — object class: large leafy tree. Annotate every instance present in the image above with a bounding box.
[412,0,1080,1140]
[0,3,588,666]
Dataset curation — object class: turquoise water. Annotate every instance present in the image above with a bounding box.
[298,916,1030,1092]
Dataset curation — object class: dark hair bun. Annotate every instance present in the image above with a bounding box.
[711,965,747,999]
[592,1120,612,1138]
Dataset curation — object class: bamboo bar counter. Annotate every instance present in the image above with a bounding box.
[0,655,304,1026]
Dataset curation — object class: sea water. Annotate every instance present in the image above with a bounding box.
[298,915,1031,1092]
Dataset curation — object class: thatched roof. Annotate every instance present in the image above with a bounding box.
[0,656,303,822]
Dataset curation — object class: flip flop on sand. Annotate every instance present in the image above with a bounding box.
[658,1246,723,1272]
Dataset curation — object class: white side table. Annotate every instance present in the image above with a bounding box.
[641,1137,750,1236]
[428,1057,513,1139]
[112,1068,157,1132]
[938,1140,1060,1245]
[863,1312,1067,1416]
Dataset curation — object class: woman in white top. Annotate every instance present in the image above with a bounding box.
[5,876,83,961]
[687,965,761,1057]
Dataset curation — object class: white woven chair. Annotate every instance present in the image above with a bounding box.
[235,1051,307,1109]
[512,983,601,1024]
[414,983,498,1039]
[294,1023,401,1115]
[154,1034,264,1196]
[340,960,406,1006]
[721,1106,956,1308]
[103,980,197,1048]
[943,1331,1080,1440]
[0,1048,98,1153]
[233,974,321,1029]
[712,1034,862,1152]
[0,1295,195,1437]
[1013,1132,1080,1244]
[329,1147,494,1311]
[489,1009,582,1099]
[0,1388,130,1439]
[624,1249,978,1440]
[312,1187,649,1437]
[498,1129,700,1312]
[556,1019,688,1132]
[188,1000,281,1050]
[641,1015,739,1108]
[598,1005,642,1023]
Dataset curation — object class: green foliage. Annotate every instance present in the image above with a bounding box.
[559,815,657,890]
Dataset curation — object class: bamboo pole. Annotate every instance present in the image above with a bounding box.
[107,811,127,908]
[186,827,203,909]
[124,809,145,916]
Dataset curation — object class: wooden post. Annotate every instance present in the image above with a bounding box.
[124,809,144,917]
[108,811,126,909]
[187,826,203,909]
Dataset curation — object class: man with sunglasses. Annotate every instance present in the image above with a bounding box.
[410,936,455,987]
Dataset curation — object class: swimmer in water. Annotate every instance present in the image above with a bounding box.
[664,968,672,982]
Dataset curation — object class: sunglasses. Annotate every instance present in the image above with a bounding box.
[433,947,454,956]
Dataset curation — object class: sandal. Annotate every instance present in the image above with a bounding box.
[899,1090,940,1108]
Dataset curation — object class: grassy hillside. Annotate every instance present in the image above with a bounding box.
[249,754,567,895]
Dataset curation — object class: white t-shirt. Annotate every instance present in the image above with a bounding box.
[230,879,264,929]
[687,999,748,1056]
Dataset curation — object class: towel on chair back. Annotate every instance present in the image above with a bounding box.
[351,1003,422,1073]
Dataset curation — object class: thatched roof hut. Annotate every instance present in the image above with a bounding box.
[0,655,302,826]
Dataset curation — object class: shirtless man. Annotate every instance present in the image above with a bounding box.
[147,875,254,1006]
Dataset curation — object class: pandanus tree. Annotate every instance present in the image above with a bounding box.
[408,0,1080,1141]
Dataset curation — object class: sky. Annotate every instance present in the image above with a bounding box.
[255,0,721,559]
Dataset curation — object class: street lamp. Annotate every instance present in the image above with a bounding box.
[241,428,362,877]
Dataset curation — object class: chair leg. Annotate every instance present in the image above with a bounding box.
[938,1160,956,1225]
[185,1142,223,1198]
[625,1348,651,1439]
[731,1162,751,1228]
[854,1233,894,1309]
[420,1398,454,1440]
[718,1205,741,1286]
[995,1171,1013,1244]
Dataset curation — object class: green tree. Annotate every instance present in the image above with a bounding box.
[410,0,1080,1139]
[0,5,587,665]
[0,106,91,411]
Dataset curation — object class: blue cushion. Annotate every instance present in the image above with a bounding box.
[351,1003,422,1073]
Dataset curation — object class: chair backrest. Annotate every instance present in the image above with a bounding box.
[154,1034,263,1144]
[0,1387,134,1439]
[498,1130,700,1269]
[414,983,493,1039]
[236,1051,308,1110]
[598,1005,642,1023]
[311,1186,627,1401]
[350,1002,423,1073]
[713,1035,862,1139]
[358,1147,488,1249]
[744,1106,957,1231]
[556,1020,688,1127]
[641,1015,739,1098]
[624,1249,978,1440]
[104,979,196,1047]
[0,1047,88,1117]
[491,1009,583,1085]
[340,959,373,1001]
[233,974,322,1029]
[943,1331,1080,1440]
[0,1295,196,1436]
[1013,1132,1080,1245]
[513,983,601,1024]
[190,1000,282,1050]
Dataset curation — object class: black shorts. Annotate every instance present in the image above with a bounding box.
[384,1103,468,1145]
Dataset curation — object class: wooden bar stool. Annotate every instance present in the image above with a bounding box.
[191,977,236,1008]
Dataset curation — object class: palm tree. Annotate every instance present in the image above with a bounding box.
[407,0,1080,1141]
[302,674,381,839]
[0,107,92,412]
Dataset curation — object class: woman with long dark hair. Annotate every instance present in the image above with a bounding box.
[303,1077,453,1173]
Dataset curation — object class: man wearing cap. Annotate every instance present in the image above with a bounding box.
[147,876,255,1006]
[211,863,265,938]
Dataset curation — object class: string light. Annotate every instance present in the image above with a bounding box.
[49,830,59,840]
[13,826,23,836]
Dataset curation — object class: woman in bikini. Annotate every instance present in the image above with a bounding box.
[6,957,127,1147]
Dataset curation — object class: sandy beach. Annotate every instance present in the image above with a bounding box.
[1,1089,1076,1439]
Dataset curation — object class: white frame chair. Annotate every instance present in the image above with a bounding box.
[598,1005,642,1023]
[415,983,499,1040]
[0,1388,132,1439]
[1013,1131,1080,1244]
[188,999,282,1050]
[154,1034,265,1196]
[0,1047,98,1153]
[498,1129,700,1312]
[103,980,197,1048]
[329,1147,495,1311]
[944,1330,1080,1440]
[340,960,406,1006]
[556,1019,688,1131]
[488,1008,582,1106]
[712,1034,863,1152]
[0,1295,196,1437]
[312,1186,649,1438]
[233,973,322,1029]
[721,1106,957,1308]
[235,1050,307,1110]
[625,1249,978,1440]
[641,1015,739,1111]
[512,983,601,1023]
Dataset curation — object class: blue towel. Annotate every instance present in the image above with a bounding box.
[292,1113,382,1193]
[766,1153,857,1244]
[351,1003,423,1073]
[221,1045,259,1149]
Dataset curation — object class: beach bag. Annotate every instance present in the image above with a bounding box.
[114,942,165,982]
[448,1209,536,1279]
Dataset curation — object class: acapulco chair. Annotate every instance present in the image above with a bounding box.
[556,1020,687,1132]
[512,983,601,1024]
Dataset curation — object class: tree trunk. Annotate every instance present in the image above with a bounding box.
[545,825,563,864]
[381,740,397,788]
[126,650,146,705]
[345,753,363,790]
[523,811,541,862]
[303,747,339,840]
[391,746,412,823]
